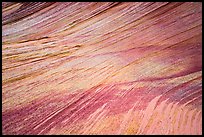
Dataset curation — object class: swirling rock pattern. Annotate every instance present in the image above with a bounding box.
[2,2,202,135]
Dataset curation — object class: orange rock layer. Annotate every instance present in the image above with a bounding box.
[2,2,202,135]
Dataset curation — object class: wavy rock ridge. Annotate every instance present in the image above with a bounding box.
[2,2,202,135]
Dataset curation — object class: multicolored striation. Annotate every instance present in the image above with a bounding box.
[2,2,202,135]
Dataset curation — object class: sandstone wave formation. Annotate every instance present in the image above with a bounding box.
[2,2,202,135]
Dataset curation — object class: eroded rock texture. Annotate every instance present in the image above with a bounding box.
[2,2,202,135]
